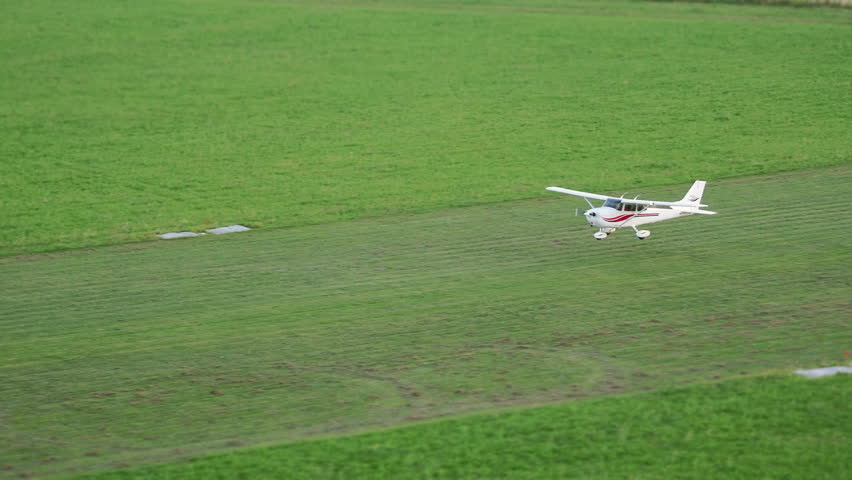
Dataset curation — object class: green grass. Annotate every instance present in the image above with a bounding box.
[73,374,852,480]
[2,0,851,477]
[650,0,852,7]
[2,0,851,256]
[2,167,850,478]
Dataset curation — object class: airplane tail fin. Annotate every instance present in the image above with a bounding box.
[680,180,706,205]
[675,180,717,215]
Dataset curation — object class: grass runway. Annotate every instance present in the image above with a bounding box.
[2,167,850,478]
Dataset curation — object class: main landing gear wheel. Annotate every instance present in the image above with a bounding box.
[593,231,608,240]
[635,230,651,240]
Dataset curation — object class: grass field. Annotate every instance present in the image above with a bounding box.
[2,0,851,256]
[3,0,851,478]
[76,374,852,480]
[3,167,850,478]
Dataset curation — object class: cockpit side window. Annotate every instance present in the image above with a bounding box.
[619,203,642,212]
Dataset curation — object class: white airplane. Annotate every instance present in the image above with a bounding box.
[546,180,717,240]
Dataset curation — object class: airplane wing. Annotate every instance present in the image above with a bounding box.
[545,187,611,201]
[546,186,708,208]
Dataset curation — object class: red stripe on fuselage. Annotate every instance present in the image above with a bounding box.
[603,214,634,222]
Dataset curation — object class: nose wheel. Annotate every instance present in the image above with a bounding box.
[593,231,608,240]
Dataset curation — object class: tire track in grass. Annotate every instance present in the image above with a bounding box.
[3,242,848,366]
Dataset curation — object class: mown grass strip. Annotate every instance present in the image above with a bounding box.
[72,374,852,480]
[1,167,850,478]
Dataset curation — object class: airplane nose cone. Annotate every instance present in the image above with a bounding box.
[584,210,596,217]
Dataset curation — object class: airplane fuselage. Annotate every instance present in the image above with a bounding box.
[583,206,687,229]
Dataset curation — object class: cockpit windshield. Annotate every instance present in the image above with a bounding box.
[603,198,620,209]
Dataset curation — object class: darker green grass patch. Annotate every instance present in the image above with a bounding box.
[648,0,851,8]
[74,374,852,479]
